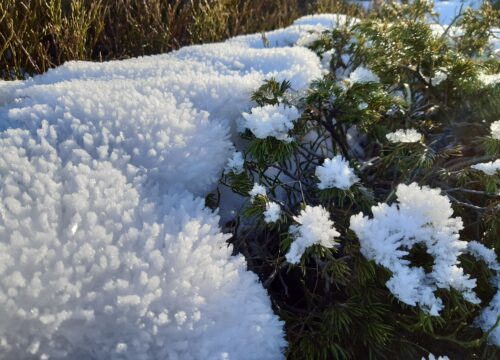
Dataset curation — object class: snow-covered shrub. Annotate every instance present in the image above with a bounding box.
[220,1,500,358]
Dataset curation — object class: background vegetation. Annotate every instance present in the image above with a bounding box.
[0,0,362,79]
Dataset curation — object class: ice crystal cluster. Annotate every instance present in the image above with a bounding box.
[423,355,450,360]
[225,151,245,174]
[350,183,478,315]
[249,183,267,201]
[490,120,500,140]
[386,128,422,143]
[471,159,500,176]
[430,70,448,85]
[241,104,300,142]
[286,205,340,264]
[345,66,380,84]
[0,14,331,357]
[315,155,359,190]
[264,202,282,223]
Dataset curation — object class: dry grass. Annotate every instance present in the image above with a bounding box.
[0,0,363,79]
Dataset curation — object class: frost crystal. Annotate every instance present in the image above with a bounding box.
[286,205,340,264]
[350,183,478,315]
[386,128,422,143]
[241,104,300,142]
[249,183,267,201]
[423,355,450,360]
[0,128,286,359]
[315,155,359,190]
[471,159,500,176]
[479,72,500,86]
[346,66,380,84]
[226,151,245,174]
[490,120,500,140]
[264,202,282,223]
[430,70,448,85]
[296,31,323,47]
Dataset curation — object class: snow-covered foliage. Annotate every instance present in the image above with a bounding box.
[467,241,500,346]
[423,354,450,360]
[315,155,359,190]
[286,205,340,264]
[241,104,300,142]
[490,120,500,140]
[345,66,380,84]
[249,183,267,201]
[264,202,282,223]
[430,70,448,85]
[226,151,245,174]
[479,72,500,86]
[350,183,478,315]
[471,159,500,175]
[386,129,422,143]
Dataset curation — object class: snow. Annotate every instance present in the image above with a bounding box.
[249,183,267,201]
[423,354,450,360]
[225,151,245,174]
[430,70,448,85]
[344,66,380,84]
[0,127,286,359]
[491,120,500,140]
[0,15,331,359]
[315,155,359,190]
[286,205,340,264]
[468,241,500,346]
[350,183,478,315]
[471,159,500,176]
[264,202,282,223]
[479,73,500,86]
[241,104,300,142]
[386,129,422,143]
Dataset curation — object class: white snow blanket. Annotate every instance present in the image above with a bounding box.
[0,14,333,360]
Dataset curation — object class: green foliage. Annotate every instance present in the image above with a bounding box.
[221,1,500,359]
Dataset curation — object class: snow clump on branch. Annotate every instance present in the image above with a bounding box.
[489,120,500,140]
[467,241,500,346]
[241,104,300,142]
[350,183,479,315]
[286,205,340,264]
[315,155,359,190]
[471,159,500,176]
[386,128,422,143]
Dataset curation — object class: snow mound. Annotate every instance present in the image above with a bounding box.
[6,83,231,196]
[0,127,285,359]
[0,15,335,359]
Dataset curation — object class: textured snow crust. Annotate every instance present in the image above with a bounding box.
[0,14,332,359]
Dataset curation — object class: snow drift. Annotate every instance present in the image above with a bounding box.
[0,13,333,359]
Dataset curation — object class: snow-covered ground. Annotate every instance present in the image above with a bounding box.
[0,1,497,358]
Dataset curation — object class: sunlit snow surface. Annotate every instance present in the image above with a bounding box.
[0,15,328,360]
